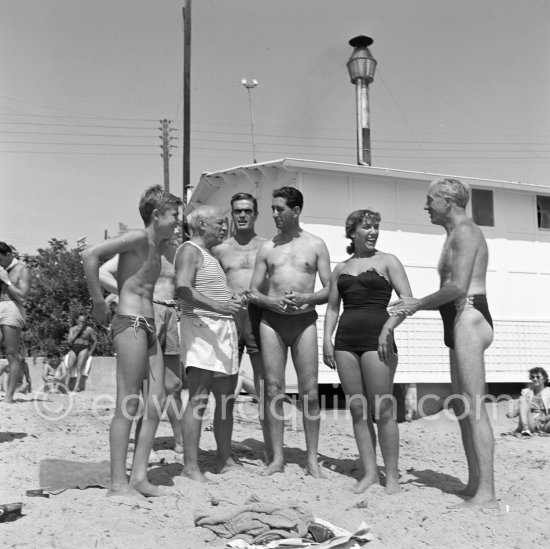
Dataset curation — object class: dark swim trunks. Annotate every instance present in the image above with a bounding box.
[439,294,493,350]
[261,309,318,347]
[235,303,262,356]
[71,343,89,355]
[110,314,157,349]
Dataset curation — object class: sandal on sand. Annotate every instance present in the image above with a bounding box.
[521,429,532,437]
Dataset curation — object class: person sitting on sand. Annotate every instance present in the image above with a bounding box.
[42,352,67,393]
[513,367,550,436]
[0,353,31,394]
[82,185,181,501]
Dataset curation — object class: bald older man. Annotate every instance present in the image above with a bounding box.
[175,205,242,482]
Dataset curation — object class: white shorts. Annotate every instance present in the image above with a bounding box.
[180,314,238,376]
[0,300,26,328]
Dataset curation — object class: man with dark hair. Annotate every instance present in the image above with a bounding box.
[213,192,268,448]
[250,186,331,477]
[0,242,31,403]
[390,177,497,509]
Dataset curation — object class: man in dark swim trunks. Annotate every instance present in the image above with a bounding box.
[66,313,97,392]
[389,177,497,509]
[213,193,269,448]
[83,185,181,502]
[249,187,331,477]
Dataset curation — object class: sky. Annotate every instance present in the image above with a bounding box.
[1,0,549,254]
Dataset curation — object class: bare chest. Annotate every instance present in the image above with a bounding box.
[219,247,257,273]
[438,239,453,280]
[267,244,316,275]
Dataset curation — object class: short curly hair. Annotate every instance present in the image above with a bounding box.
[529,367,549,384]
[344,209,381,255]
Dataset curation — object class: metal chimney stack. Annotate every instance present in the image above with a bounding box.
[347,36,377,166]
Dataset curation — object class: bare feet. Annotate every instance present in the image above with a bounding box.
[2,395,15,404]
[107,489,153,509]
[218,457,241,474]
[129,479,167,497]
[107,486,146,500]
[353,474,380,494]
[453,497,499,510]
[261,461,285,476]
[182,468,218,484]
[305,459,326,479]
[384,475,401,495]
[456,485,476,497]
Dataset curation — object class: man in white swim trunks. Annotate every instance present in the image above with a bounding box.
[175,205,242,482]
[0,242,31,404]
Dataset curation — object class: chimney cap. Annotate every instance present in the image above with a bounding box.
[349,35,373,48]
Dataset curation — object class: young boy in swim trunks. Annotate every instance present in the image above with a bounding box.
[82,185,181,500]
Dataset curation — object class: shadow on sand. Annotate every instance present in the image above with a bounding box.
[402,467,466,496]
[0,431,27,443]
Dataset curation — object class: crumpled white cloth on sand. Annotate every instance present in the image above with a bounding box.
[226,518,372,549]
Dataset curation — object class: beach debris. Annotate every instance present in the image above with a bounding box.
[25,489,50,498]
[0,502,23,523]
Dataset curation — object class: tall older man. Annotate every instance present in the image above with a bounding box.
[0,243,31,404]
[390,177,497,509]
[250,187,331,477]
[175,205,242,482]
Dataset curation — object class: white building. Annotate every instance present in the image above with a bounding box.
[189,158,550,391]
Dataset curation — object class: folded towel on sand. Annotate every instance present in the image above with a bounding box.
[194,495,313,543]
[39,459,110,494]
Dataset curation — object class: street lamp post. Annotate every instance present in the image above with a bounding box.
[241,78,258,164]
[347,36,377,166]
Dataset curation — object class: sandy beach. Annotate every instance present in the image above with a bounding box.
[1,389,548,549]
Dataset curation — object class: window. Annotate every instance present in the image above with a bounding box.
[537,195,550,229]
[471,188,494,227]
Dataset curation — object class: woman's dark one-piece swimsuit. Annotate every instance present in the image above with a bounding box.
[335,268,397,354]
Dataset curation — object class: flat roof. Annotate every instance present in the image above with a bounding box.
[198,157,550,194]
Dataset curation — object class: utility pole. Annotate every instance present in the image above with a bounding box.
[159,119,175,191]
[182,0,192,204]
[241,78,258,163]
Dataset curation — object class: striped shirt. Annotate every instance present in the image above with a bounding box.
[179,240,232,319]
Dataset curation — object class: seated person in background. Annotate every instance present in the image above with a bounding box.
[0,353,31,394]
[513,367,550,436]
[42,353,67,393]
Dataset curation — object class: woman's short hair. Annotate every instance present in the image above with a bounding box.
[529,366,549,384]
[344,208,381,255]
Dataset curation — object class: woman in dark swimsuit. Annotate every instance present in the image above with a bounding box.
[323,209,412,494]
